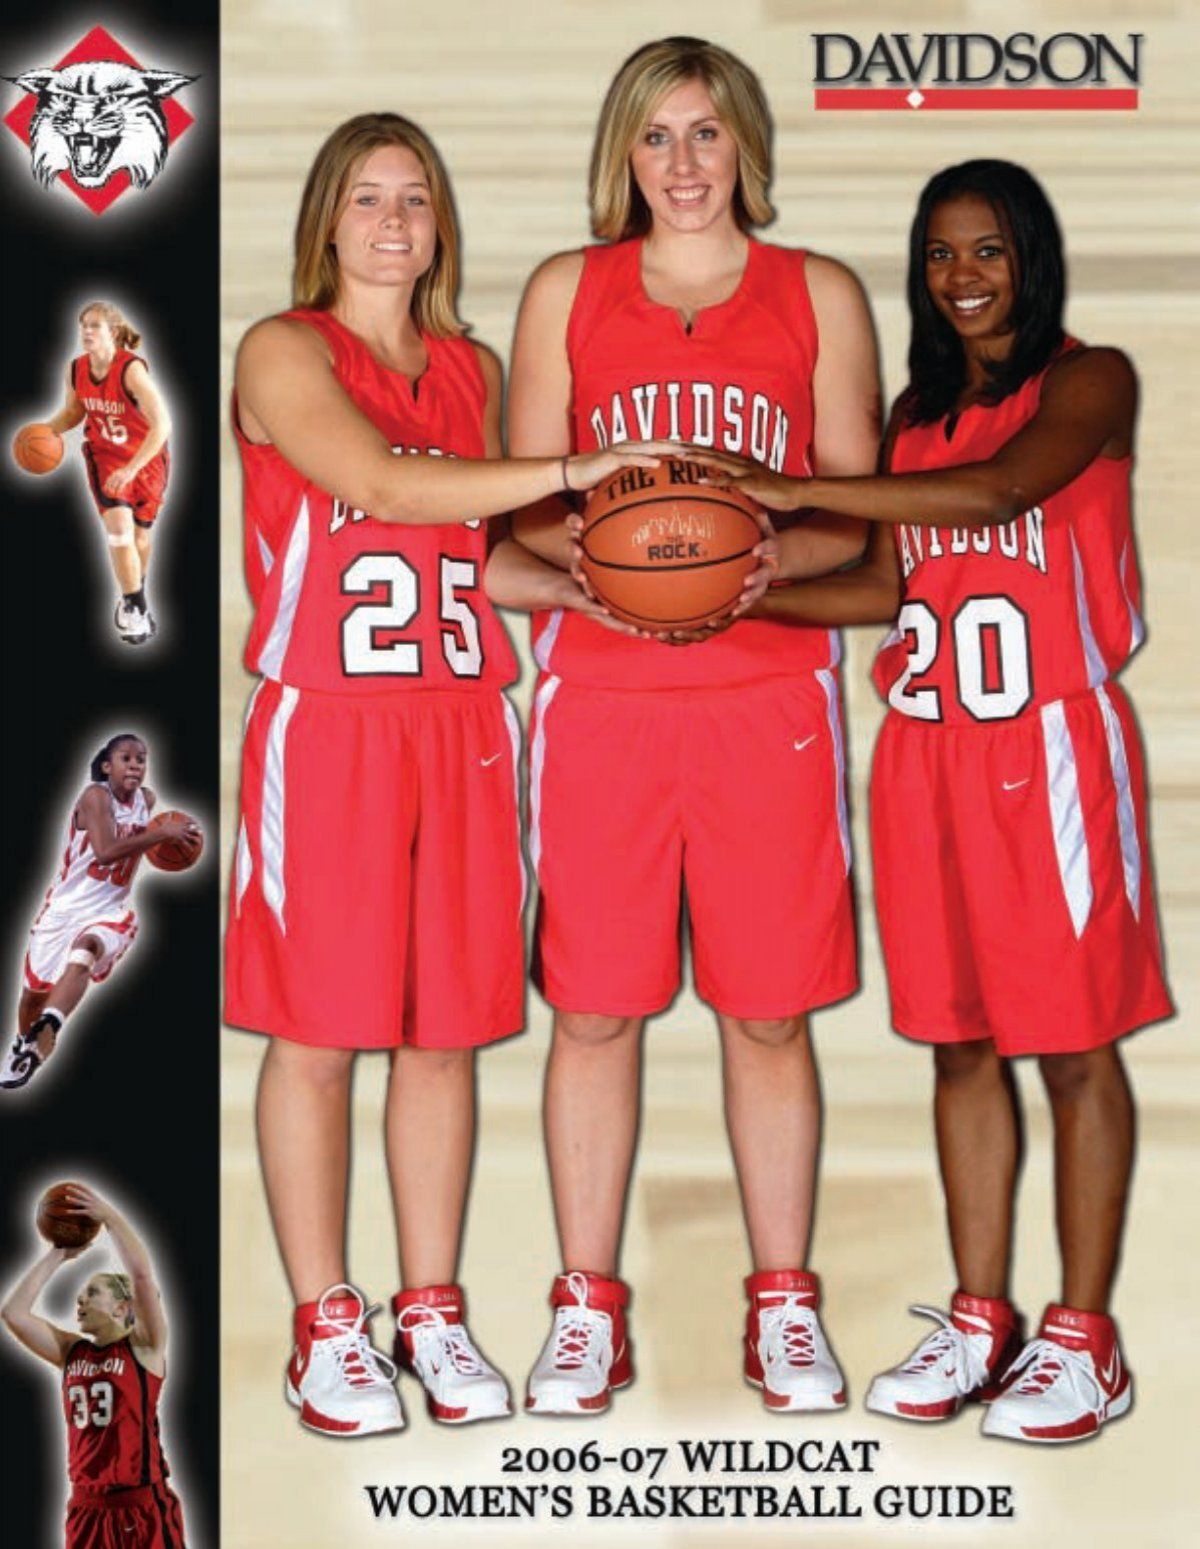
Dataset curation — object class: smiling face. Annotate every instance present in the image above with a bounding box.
[629,77,740,235]
[924,193,1017,351]
[102,737,147,800]
[329,144,438,294]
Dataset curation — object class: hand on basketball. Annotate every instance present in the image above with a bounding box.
[563,514,646,636]
[154,816,202,848]
[564,440,676,493]
[103,465,136,497]
[58,1183,114,1227]
[683,448,808,515]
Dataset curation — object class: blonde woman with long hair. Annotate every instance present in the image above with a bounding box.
[225,112,662,1437]
[488,37,881,1414]
[1,1184,188,1548]
[18,301,172,645]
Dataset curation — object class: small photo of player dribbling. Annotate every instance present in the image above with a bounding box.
[2,730,205,1096]
[11,299,175,650]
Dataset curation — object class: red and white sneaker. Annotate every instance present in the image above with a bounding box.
[865,1293,1025,1422]
[285,1284,405,1437]
[982,1305,1133,1444]
[392,1284,511,1425]
[525,1271,633,1415]
[743,1269,846,1412]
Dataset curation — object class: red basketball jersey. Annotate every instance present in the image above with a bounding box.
[532,238,839,688]
[62,1337,170,1491]
[873,347,1146,726]
[73,350,158,467]
[240,310,516,693]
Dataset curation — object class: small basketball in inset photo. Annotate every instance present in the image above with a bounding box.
[36,1184,100,1250]
[13,423,64,475]
[580,457,763,630]
[147,810,204,872]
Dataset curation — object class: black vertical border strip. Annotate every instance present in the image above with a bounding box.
[0,4,218,1545]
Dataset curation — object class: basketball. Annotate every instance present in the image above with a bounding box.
[13,423,64,475]
[579,457,764,630]
[36,1184,100,1250]
[147,810,203,872]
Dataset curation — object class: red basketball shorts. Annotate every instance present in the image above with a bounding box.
[529,671,857,1018]
[225,680,525,1049]
[870,682,1172,1055]
[66,1481,186,1548]
[82,445,169,526]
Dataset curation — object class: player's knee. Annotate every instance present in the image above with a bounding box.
[104,512,135,547]
[725,1014,806,1049]
[66,938,102,972]
[1038,1050,1101,1103]
[268,1039,354,1089]
[554,1012,639,1049]
[933,1039,997,1084]
[390,1044,473,1078]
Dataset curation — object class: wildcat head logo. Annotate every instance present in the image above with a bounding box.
[4,27,196,214]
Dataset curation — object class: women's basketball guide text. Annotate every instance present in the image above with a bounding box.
[361,1436,1016,1523]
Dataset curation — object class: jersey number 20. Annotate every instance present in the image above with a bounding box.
[340,554,483,678]
[889,595,1032,722]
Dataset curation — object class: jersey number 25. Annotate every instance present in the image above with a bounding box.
[340,553,483,678]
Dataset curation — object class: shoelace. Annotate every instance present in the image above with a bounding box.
[896,1307,991,1388]
[314,1284,397,1389]
[759,1296,818,1368]
[1003,1338,1101,1408]
[550,1272,609,1372]
[397,1305,487,1377]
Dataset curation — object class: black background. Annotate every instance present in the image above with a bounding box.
[0,5,218,1545]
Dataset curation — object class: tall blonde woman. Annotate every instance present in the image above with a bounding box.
[487,37,881,1413]
[224,112,660,1436]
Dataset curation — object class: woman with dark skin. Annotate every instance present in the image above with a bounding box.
[694,161,1171,1443]
[1,735,199,1090]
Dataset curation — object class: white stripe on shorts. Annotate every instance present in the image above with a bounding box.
[235,818,253,913]
[502,694,528,911]
[529,675,561,883]
[258,497,310,679]
[1095,684,1142,919]
[816,668,851,876]
[533,608,564,672]
[257,527,275,578]
[261,686,300,933]
[1040,699,1092,938]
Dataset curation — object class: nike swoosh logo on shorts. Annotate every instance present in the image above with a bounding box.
[1002,778,1030,790]
[793,735,816,752]
[480,753,502,767]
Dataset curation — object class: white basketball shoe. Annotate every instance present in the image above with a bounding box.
[285,1284,405,1436]
[866,1292,1025,1422]
[393,1285,511,1424]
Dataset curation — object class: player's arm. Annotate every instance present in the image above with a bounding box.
[113,361,172,482]
[46,373,85,436]
[235,315,660,527]
[77,786,197,862]
[1,1247,81,1366]
[776,255,880,576]
[696,348,1136,529]
[64,1186,168,1358]
[481,317,636,632]
[753,520,900,626]
[507,253,587,570]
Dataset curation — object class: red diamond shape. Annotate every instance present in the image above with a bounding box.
[4,25,195,214]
